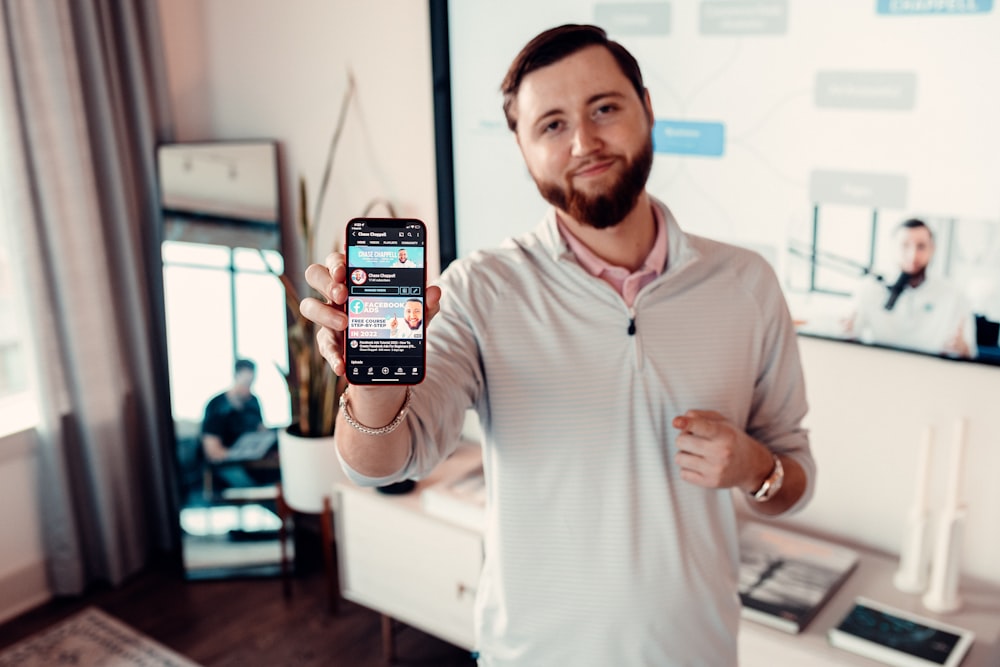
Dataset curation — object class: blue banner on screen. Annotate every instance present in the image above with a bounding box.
[876,0,992,14]
[347,245,424,269]
[652,120,726,157]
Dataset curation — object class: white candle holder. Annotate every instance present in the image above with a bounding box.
[894,509,931,593]
[922,506,966,613]
[922,418,967,614]
[894,426,933,593]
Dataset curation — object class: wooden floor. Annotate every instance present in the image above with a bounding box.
[0,553,477,667]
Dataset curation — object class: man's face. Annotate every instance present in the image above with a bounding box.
[233,369,255,397]
[896,226,934,275]
[403,301,423,329]
[512,45,654,229]
[398,249,408,263]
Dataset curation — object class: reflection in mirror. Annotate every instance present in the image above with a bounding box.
[158,140,293,579]
[786,210,1000,365]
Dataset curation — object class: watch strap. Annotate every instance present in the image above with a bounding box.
[751,453,784,502]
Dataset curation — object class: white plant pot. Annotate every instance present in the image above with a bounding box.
[277,428,349,513]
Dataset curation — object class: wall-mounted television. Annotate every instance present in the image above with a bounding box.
[430,0,1000,367]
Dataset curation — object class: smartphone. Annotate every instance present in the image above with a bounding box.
[828,597,974,667]
[344,218,427,384]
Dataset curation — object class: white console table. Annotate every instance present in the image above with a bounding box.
[334,444,1000,666]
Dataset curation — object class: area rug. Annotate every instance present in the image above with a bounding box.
[0,606,203,667]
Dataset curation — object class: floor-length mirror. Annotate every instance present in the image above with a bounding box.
[158,140,293,579]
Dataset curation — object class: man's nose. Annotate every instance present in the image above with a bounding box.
[571,120,602,156]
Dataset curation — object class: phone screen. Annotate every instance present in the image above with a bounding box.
[836,602,962,664]
[344,218,427,385]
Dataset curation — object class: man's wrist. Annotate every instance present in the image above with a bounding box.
[339,385,410,434]
[743,444,778,494]
[748,451,784,502]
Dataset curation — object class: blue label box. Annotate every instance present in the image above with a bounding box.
[877,0,992,14]
[652,120,726,157]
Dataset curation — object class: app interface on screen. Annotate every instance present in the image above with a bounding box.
[346,220,425,383]
[840,605,960,663]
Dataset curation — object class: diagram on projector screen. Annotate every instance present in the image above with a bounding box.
[445,0,1000,364]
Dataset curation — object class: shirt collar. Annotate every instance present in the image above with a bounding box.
[556,205,668,279]
[538,195,696,274]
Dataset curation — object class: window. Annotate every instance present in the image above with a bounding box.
[0,242,26,397]
[162,240,290,428]
[0,212,38,436]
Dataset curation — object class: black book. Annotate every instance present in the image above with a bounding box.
[739,522,860,634]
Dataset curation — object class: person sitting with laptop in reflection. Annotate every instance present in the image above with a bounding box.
[201,358,272,489]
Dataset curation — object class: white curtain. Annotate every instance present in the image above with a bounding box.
[0,0,176,593]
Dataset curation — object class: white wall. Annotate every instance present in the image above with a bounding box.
[157,2,1000,585]
[157,0,439,276]
[791,336,999,584]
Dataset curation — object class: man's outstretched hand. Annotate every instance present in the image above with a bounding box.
[299,252,442,376]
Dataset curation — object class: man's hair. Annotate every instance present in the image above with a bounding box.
[234,358,256,374]
[405,299,422,307]
[500,24,646,132]
[897,218,934,241]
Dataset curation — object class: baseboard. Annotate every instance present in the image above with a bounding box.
[0,560,51,625]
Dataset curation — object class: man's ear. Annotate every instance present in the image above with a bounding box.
[643,88,654,125]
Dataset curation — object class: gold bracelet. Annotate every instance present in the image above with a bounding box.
[339,387,412,436]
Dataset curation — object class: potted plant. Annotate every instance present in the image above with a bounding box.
[263,73,398,513]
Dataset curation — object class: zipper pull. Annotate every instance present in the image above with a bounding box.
[628,318,636,336]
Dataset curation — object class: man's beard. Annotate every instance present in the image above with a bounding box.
[534,136,654,230]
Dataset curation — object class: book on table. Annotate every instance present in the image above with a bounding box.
[738,521,860,634]
[420,462,485,532]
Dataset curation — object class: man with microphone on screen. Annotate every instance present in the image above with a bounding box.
[301,24,814,666]
[845,218,977,359]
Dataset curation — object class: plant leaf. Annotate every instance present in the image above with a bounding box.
[312,70,357,251]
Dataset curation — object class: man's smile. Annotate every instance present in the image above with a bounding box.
[572,157,617,180]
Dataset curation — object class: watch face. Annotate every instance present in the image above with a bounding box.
[753,455,783,501]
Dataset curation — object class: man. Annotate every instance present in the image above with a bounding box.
[201,358,265,488]
[392,248,417,267]
[845,218,977,359]
[389,298,423,339]
[301,25,813,665]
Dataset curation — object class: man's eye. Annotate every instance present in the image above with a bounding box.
[595,104,617,116]
[542,120,562,134]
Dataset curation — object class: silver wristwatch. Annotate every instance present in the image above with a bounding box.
[750,454,784,502]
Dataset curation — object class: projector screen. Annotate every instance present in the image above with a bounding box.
[431,0,1000,366]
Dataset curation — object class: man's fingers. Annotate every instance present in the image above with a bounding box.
[305,253,437,378]
[316,326,345,376]
[324,252,346,277]
[304,263,348,305]
[676,453,705,477]
[425,285,443,324]
[300,297,348,331]
[672,409,725,437]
